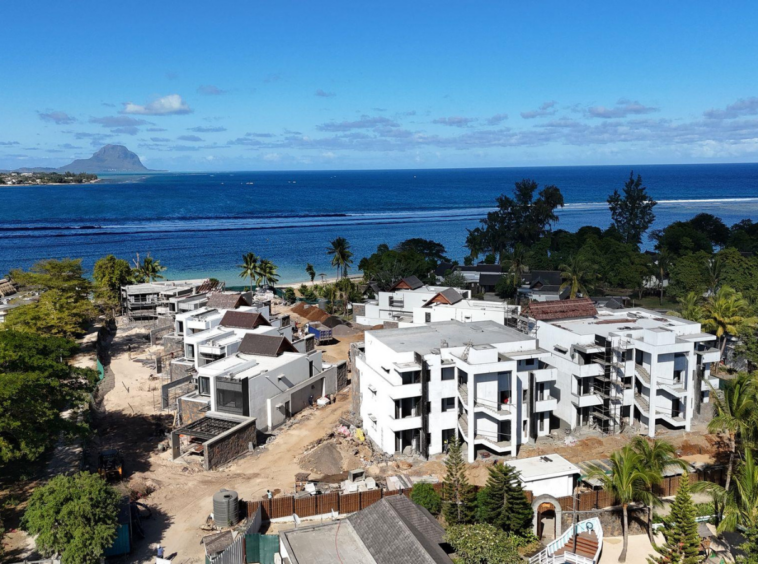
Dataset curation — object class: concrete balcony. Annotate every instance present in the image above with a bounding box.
[571,392,603,408]
[573,363,604,378]
[531,367,557,382]
[535,397,558,412]
[387,414,422,432]
[701,376,720,391]
[198,343,223,355]
[696,347,721,365]
[387,383,422,400]
[660,382,687,397]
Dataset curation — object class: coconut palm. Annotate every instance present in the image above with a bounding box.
[559,256,594,299]
[702,286,758,359]
[327,237,353,279]
[631,437,688,540]
[708,373,756,491]
[257,259,279,289]
[131,253,166,283]
[678,292,704,322]
[697,449,758,534]
[237,252,260,291]
[507,245,527,284]
[305,263,316,285]
[586,445,658,562]
[655,250,672,305]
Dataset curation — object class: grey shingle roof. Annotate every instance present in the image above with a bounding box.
[220,311,270,329]
[438,288,464,304]
[348,495,452,564]
[206,292,250,310]
[391,275,424,291]
[237,333,298,357]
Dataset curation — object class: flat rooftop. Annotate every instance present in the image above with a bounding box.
[280,521,376,564]
[551,308,702,338]
[508,454,580,481]
[367,320,534,354]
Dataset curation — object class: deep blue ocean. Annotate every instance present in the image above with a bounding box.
[2,164,758,284]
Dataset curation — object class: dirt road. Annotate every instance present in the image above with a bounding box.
[98,327,352,563]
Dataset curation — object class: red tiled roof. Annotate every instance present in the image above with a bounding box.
[522,298,598,321]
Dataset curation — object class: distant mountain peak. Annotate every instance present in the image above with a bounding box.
[58,145,152,173]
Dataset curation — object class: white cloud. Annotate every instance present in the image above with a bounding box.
[263,152,282,161]
[122,94,192,116]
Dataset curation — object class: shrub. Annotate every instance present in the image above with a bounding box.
[411,482,442,516]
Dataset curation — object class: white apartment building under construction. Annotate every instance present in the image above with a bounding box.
[520,299,721,438]
[355,320,558,463]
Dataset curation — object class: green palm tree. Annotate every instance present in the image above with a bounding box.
[258,259,279,288]
[507,245,527,284]
[305,263,316,285]
[631,437,688,540]
[708,372,756,492]
[237,252,259,291]
[655,249,671,305]
[702,286,758,359]
[559,256,594,299]
[721,449,758,533]
[132,253,166,283]
[327,237,353,280]
[586,445,658,562]
[697,450,758,534]
[678,292,704,322]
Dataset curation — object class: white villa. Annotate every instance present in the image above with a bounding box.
[178,332,338,432]
[353,276,471,327]
[355,320,557,463]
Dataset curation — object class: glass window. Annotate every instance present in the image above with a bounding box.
[441,397,456,412]
[441,367,455,381]
[198,376,210,396]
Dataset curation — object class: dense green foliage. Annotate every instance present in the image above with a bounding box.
[93,255,133,317]
[445,523,523,564]
[477,463,533,536]
[410,482,442,515]
[22,472,120,564]
[359,241,440,290]
[441,438,477,525]
[6,259,96,338]
[465,178,564,262]
[648,478,702,564]
[0,330,93,464]
[237,252,279,289]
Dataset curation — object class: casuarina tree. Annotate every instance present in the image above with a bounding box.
[648,477,702,564]
[607,172,657,248]
[441,437,477,524]
[478,463,533,537]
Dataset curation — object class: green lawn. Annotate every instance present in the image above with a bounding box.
[630,295,680,311]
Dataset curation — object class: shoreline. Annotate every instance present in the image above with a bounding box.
[277,274,364,288]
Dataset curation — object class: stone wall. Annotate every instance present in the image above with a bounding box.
[177,398,208,426]
[352,303,366,319]
[561,505,650,537]
[204,418,257,470]
[170,360,195,382]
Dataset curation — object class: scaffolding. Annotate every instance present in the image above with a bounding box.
[590,335,631,435]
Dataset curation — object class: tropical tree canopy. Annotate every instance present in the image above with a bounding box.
[607,171,657,248]
[327,236,354,279]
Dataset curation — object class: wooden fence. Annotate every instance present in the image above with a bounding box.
[246,465,726,522]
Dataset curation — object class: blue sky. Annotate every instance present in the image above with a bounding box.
[2,1,758,171]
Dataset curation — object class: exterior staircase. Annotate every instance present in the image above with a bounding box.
[530,518,603,564]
